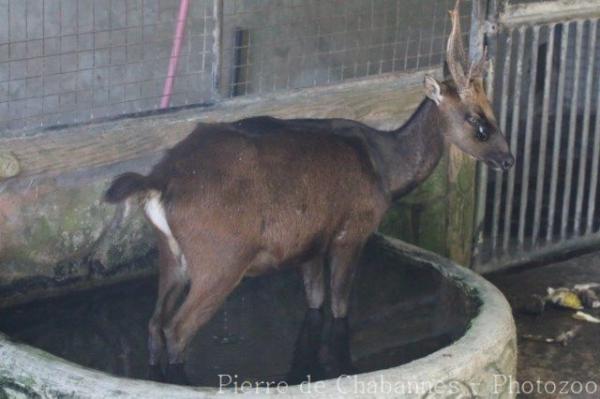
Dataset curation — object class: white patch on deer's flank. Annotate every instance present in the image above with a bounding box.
[144,190,188,279]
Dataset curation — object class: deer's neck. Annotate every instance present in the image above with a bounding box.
[370,99,446,201]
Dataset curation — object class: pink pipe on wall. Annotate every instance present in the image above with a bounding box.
[160,0,191,109]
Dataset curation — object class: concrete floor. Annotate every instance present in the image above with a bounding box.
[489,251,600,399]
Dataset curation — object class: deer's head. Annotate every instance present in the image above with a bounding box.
[424,0,514,171]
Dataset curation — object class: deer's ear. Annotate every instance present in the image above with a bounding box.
[424,75,443,105]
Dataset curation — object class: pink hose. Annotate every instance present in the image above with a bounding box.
[160,0,191,109]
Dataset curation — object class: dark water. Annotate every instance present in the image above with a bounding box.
[0,242,478,387]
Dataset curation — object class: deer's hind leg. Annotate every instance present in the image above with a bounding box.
[147,233,188,367]
[144,192,189,367]
[162,248,248,366]
[329,241,363,319]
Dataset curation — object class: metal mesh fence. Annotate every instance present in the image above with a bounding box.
[0,0,216,134]
[0,0,471,134]
[221,0,471,97]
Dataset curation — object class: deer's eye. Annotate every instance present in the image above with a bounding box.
[475,125,489,141]
[467,116,489,141]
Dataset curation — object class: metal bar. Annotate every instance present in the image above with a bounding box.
[477,231,600,274]
[574,20,597,234]
[560,20,584,240]
[491,30,513,254]
[212,0,224,97]
[471,0,489,267]
[517,26,539,249]
[587,20,600,234]
[532,24,556,245]
[500,0,600,29]
[502,26,526,252]
[469,0,485,60]
[474,61,494,267]
[496,0,509,15]
[231,28,250,97]
[547,22,570,243]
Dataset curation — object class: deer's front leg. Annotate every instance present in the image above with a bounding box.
[328,239,365,318]
[286,308,325,384]
[301,256,325,310]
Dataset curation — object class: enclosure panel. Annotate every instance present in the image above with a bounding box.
[474,0,600,272]
[220,0,472,97]
[0,0,216,135]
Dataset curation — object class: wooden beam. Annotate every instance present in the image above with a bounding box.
[447,145,477,267]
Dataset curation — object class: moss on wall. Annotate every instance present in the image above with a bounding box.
[0,173,157,307]
[379,155,449,256]
[379,148,476,265]
[447,148,477,266]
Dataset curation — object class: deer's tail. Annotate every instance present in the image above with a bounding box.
[104,172,150,203]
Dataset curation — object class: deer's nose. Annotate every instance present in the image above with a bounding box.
[501,154,515,170]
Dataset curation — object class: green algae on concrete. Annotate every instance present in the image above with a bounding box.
[447,148,477,267]
[379,149,477,266]
[0,173,157,307]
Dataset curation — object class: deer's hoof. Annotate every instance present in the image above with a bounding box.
[147,364,165,382]
[166,363,190,385]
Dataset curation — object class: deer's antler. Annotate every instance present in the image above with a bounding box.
[446,0,469,89]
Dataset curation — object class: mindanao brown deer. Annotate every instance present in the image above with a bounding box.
[104,1,513,381]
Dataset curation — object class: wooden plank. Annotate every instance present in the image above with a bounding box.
[0,70,435,182]
[447,146,477,267]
